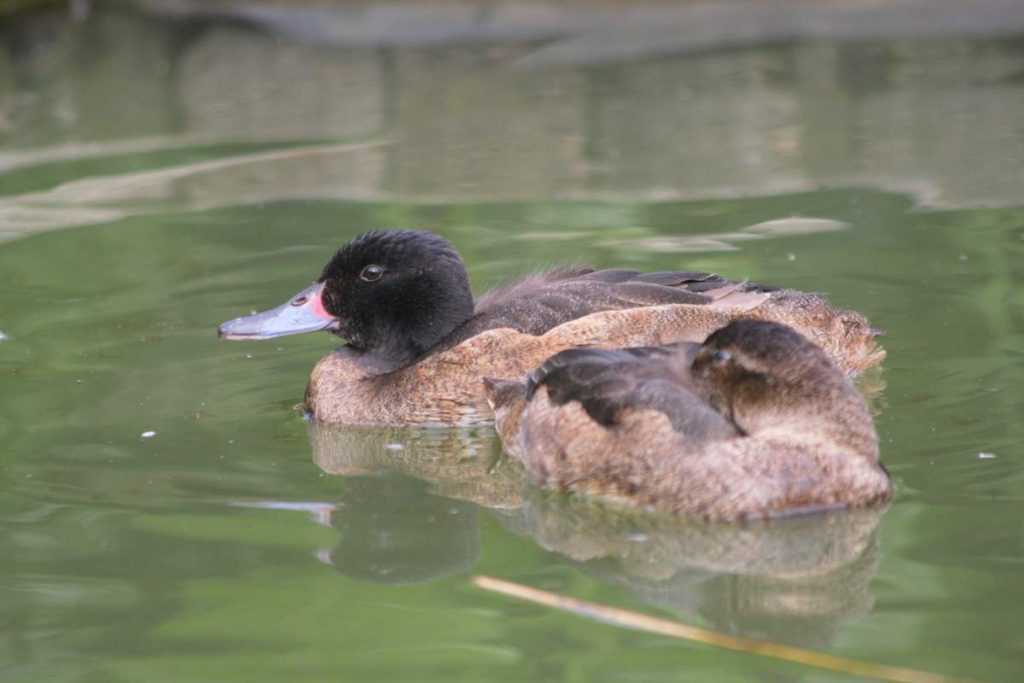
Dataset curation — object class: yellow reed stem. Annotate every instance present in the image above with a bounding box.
[472,575,975,683]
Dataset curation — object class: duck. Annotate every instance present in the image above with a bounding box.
[218,230,884,426]
[485,319,892,521]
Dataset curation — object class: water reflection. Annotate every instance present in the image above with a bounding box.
[498,493,884,649]
[309,421,885,648]
[4,2,1024,243]
[315,476,480,585]
[310,422,523,509]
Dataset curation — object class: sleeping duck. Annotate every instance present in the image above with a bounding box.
[485,319,893,521]
[218,230,884,426]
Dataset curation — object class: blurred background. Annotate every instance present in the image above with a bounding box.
[5,0,1024,237]
[2,2,1023,682]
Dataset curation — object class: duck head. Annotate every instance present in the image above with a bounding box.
[219,230,475,370]
[691,319,878,458]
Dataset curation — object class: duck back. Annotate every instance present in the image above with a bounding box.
[305,269,882,426]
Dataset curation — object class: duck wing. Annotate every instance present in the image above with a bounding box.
[526,344,738,441]
[460,268,769,342]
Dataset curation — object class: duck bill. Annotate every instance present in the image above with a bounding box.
[218,283,339,340]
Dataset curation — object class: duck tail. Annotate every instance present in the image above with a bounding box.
[705,281,770,311]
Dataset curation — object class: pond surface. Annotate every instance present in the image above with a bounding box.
[2,2,1024,682]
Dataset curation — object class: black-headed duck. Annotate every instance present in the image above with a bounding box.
[219,230,884,426]
[485,319,892,521]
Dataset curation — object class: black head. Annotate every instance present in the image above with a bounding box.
[318,230,475,368]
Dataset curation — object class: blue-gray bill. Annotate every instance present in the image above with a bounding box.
[218,282,338,340]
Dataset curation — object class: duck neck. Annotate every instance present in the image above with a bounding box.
[346,286,475,374]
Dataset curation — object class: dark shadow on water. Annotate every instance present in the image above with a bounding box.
[309,422,518,584]
[319,475,480,585]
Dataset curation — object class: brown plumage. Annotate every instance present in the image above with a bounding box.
[486,320,893,521]
[219,230,884,426]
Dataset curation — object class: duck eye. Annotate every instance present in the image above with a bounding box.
[360,264,384,282]
[711,349,732,366]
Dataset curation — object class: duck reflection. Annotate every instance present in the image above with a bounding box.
[496,491,885,648]
[307,420,886,647]
[308,421,525,509]
[315,475,480,585]
[307,421,522,584]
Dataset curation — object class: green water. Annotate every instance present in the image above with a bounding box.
[2,3,1024,682]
